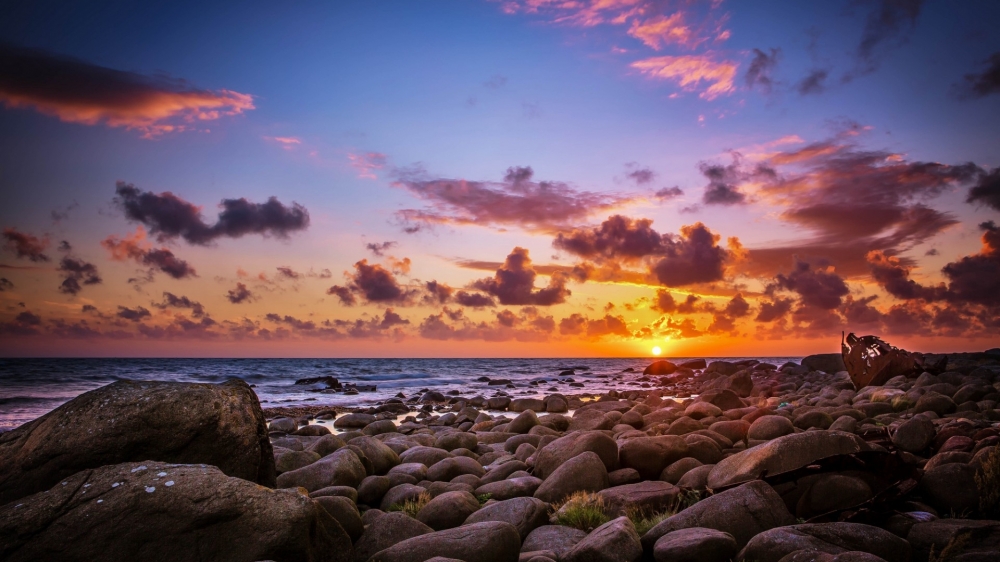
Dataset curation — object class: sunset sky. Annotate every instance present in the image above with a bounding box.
[1,0,999,357]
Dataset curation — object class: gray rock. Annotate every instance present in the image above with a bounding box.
[747,415,795,440]
[277,448,367,492]
[0,461,349,562]
[510,399,546,413]
[738,523,911,562]
[507,410,541,434]
[426,456,485,482]
[362,420,398,436]
[642,480,794,550]
[653,527,737,562]
[349,436,400,475]
[522,525,587,558]
[707,431,869,489]
[618,436,689,480]
[270,417,298,433]
[436,432,479,452]
[308,434,348,457]
[464,496,549,539]
[891,417,936,453]
[562,516,642,562]
[597,481,678,517]
[311,485,359,502]
[534,451,609,503]
[388,463,428,482]
[534,431,618,479]
[334,413,377,429]
[416,490,481,531]
[476,476,542,500]
[366,521,520,562]
[0,379,275,506]
[399,446,452,467]
[315,495,364,542]
[352,511,433,562]
[276,450,321,473]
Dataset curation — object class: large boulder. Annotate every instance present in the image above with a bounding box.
[618,436,689,480]
[747,415,795,441]
[475,476,542,500]
[533,431,618,479]
[644,361,677,376]
[738,523,911,562]
[366,521,520,562]
[906,519,1000,562]
[891,417,936,453]
[352,512,433,562]
[598,481,679,517]
[918,462,980,514]
[642,480,794,550]
[464,496,549,540]
[0,379,275,505]
[0,461,350,562]
[801,354,847,374]
[426,456,485,481]
[707,431,869,489]
[534,451,609,503]
[563,516,643,562]
[277,448,367,492]
[652,528,738,562]
[416,491,481,531]
[349,436,400,475]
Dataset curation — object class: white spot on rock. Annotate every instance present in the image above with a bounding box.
[165,481,174,487]
[145,487,155,493]
[157,472,167,477]
[130,465,148,473]
[112,483,120,488]
[97,499,103,504]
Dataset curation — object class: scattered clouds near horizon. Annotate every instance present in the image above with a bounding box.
[2,228,50,262]
[393,165,637,233]
[113,182,310,245]
[0,42,254,138]
[101,227,197,280]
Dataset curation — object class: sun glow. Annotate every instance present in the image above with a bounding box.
[651,346,662,356]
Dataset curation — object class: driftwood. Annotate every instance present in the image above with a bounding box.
[841,332,921,389]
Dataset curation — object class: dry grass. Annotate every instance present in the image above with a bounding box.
[892,395,916,411]
[387,492,431,518]
[624,505,672,536]
[928,531,972,562]
[975,446,1000,516]
[552,491,610,532]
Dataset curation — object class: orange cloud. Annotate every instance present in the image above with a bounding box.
[628,12,695,50]
[348,152,387,179]
[0,44,254,138]
[631,54,738,100]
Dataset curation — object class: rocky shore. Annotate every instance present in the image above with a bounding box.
[2,351,1000,562]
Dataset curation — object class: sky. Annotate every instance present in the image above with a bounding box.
[1,0,999,358]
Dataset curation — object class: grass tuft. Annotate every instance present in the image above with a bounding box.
[552,491,610,532]
[892,395,916,411]
[387,492,431,518]
[475,493,492,505]
[625,505,672,536]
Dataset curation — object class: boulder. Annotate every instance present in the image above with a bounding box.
[562,516,643,562]
[435,432,479,452]
[357,475,393,506]
[707,431,869,489]
[276,450,321,473]
[0,461,350,562]
[642,480,794,550]
[426,456,485,481]
[906,519,1000,562]
[349,436,400,475]
[0,379,275,505]
[802,354,847,374]
[475,476,542,501]
[311,485,358,502]
[352,512,433,562]
[507,410,541,434]
[618,436,688,480]
[738,523,911,562]
[399,446,452,467]
[308,434,348,457]
[533,431,618,479]
[534,451,609,503]
[366,521,520,562]
[918,462,980,514]
[464,496,549,539]
[270,417,298,433]
[567,409,615,432]
[510,399,546,413]
[544,395,569,413]
[315,495,364,542]
[416,490,481,531]
[652,527,738,562]
[660,458,703,484]
[334,413,377,429]
[747,415,795,440]
[522,525,588,558]
[380,483,427,511]
[796,474,873,518]
[914,392,957,416]
[598,481,679,517]
[277,448,367,492]
[644,361,677,376]
[698,389,745,411]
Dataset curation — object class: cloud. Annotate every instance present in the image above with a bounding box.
[328,259,416,305]
[117,306,151,321]
[418,306,554,342]
[0,42,254,138]
[348,152,387,179]
[745,48,779,94]
[755,297,793,322]
[854,0,924,74]
[155,292,205,317]
[699,153,775,206]
[483,75,508,89]
[50,201,79,223]
[628,12,697,50]
[57,257,101,295]
[266,313,316,331]
[953,52,1000,99]
[2,227,49,262]
[394,166,635,232]
[455,291,496,308]
[0,310,42,336]
[275,266,301,280]
[366,241,397,257]
[796,69,829,95]
[655,186,684,200]
[554,215,666,263]
[265,136,302,150]
[631,54,738,100]
[101,227,197,279]
[226,282,254,304]
[967,167,1000,211]
[775,259,849,310]
[472,247,571,306]
[422,280,454,305]
[651,223,731,286]
[114,182,309,245]
[0,277,12,291]
[625,163,655,185]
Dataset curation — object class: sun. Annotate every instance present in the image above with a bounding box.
[651,346,662,356]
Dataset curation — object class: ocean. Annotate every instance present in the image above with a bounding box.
[0,356,802,430]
